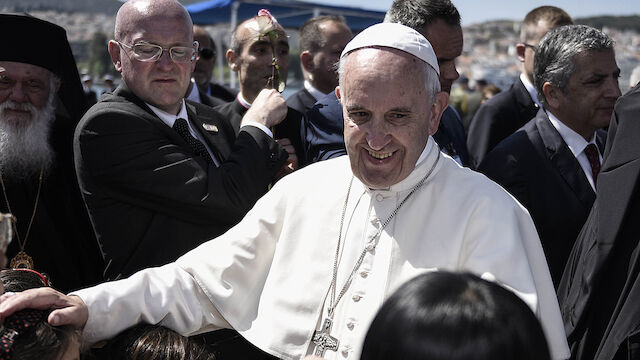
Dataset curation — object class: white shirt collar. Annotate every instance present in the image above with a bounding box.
[520,73,542,108]
[146,100,189,128]
[185,79,201,103]
[304,80,326,102]
[546,110,597,157]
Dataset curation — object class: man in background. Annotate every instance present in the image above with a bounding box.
[215,14,303,169]
[185,25,238,107]
[479,25,621,286]
[286,15,352,114]
[467,6,573,167]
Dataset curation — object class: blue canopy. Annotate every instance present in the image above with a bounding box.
[186,0,385,32]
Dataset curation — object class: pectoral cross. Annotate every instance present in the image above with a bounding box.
[312,318,339,356]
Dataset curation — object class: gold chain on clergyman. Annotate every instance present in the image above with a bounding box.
[0,167,44,257]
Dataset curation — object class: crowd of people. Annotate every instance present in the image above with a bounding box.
[0,0,638,359]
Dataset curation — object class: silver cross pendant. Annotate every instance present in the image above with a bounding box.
[312,318,339,356]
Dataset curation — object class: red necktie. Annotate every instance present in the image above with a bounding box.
[584,143,601,185]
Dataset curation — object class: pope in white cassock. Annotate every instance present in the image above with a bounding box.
[0,23,569,360]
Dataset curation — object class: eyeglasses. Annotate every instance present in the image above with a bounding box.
[523,43,537,51]
[117,41,199,63]
[198,47,216,60]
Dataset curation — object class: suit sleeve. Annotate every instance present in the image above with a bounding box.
[467,102,504,168]
[478,146,531,210]
[75,106,287,225]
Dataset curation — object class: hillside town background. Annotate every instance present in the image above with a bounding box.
[3,0,640,94]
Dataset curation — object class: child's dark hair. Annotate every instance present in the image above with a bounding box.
[93,324,215,360]
[0,269,79,360]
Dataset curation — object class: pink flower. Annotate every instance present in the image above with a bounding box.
[255,9,278,35]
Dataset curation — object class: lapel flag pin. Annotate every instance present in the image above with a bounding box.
[202,123,218,132]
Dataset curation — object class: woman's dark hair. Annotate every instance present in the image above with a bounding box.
[0,269,79,360]
[360,271,551,360]
[93,324,215,360]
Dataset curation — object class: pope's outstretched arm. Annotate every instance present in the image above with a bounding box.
[0,287,88,329]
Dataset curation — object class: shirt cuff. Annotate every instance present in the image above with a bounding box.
[240,121,273,138]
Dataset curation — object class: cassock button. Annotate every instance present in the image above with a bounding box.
[347,321,355,330]
[341,346,351,357]
[375,194,384,202]
[352,294,362,302]
[360,271,368,278]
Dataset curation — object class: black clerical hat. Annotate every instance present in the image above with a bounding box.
[0,13,88,123]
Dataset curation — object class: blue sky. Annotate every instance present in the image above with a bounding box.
[303,0,640,26]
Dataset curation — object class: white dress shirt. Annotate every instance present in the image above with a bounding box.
[521,73,543,108]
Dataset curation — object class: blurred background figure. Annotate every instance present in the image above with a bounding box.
[101,74,117,95]
[461,78,487,134]
[185,24,238,107]
[82,74,98,107]
[0,268,81,360]
[628,65,640,90]
[481,84,501,103]
[360,271,551,360]
[91,324,215,360]
[286,15,353,114]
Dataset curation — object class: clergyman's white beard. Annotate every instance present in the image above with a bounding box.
[0,98,56,179]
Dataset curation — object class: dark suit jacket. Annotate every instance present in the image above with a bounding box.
[198,88,226,107]
[208,81,238,103]
[303,91,470,166]
[215,98,306,167]
[286,88,317,115]
[558,84,640,360]
[467,78,540,168]
[74,84,287,280]
[479,109,605,287]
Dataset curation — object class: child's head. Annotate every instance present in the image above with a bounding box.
[94,324,215,360]
[0,269,80,360]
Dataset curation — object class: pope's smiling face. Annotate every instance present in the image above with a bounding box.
[338,48,445,189]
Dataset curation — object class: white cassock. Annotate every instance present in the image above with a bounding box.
[74,138,569,360]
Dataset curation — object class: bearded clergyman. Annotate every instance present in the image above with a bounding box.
[0,22,569,360]
[0,14,104,292]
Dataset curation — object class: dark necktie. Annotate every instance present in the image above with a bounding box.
[584,143,601,185]
[173,118,214,165]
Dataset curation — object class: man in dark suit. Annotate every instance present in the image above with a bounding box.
[479,25,621,287]
[558,84,640,360]
[74,0,289,280]
[187,25,238,106]
[215,15,303,170]
[286,15,352,114]
[467,6,573,168]
[304,0,470,167]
